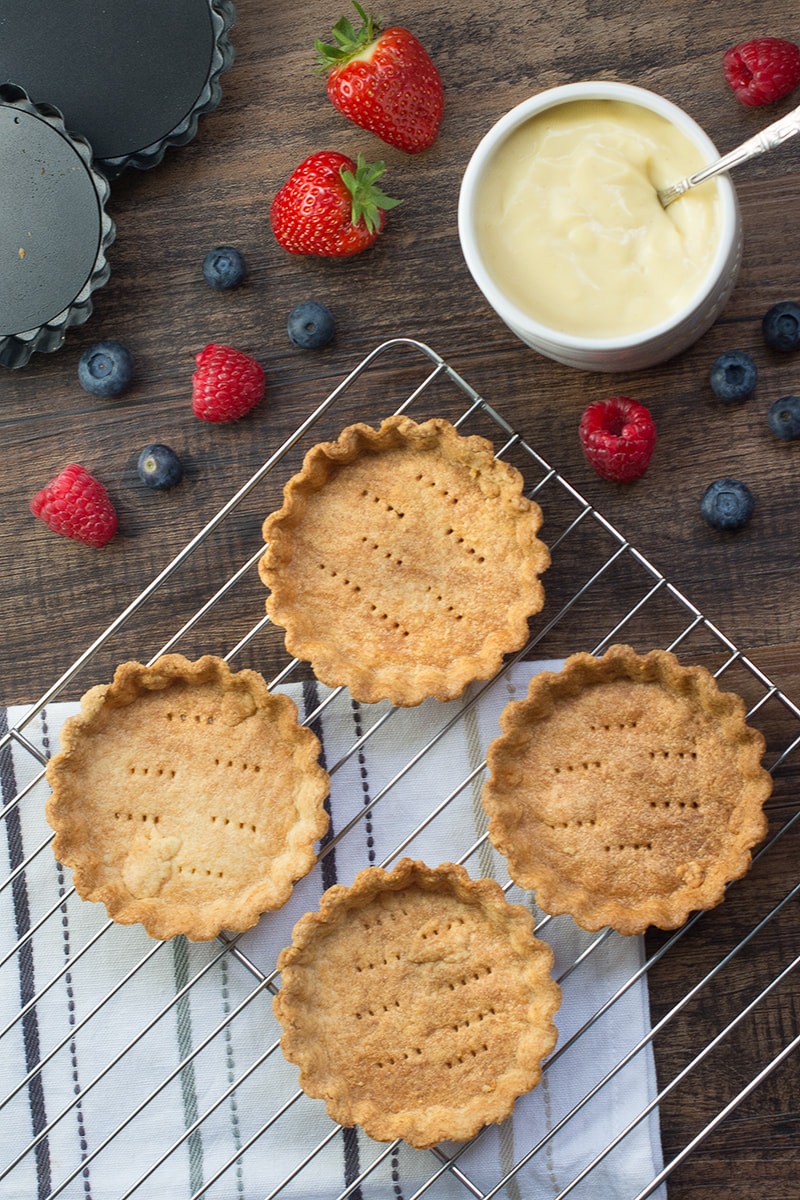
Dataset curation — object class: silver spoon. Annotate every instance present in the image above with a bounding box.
[658,100,800,207]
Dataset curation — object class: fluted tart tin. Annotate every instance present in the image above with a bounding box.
[0,0,236,177]
[0,85,115,370]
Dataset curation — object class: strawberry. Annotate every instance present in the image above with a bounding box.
[315,3,443,153]
[30,464,118,547]
[578,397,657,483]
[270,151,400,257]
[191,344,265,422]
[723,37,800,106]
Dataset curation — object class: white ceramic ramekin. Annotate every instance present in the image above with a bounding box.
[457,81,742,373]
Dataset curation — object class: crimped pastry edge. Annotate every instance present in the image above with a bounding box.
[259,415,550,706]
[481,644,773,936]
[273,857,561,1148]
[45,654,330,940]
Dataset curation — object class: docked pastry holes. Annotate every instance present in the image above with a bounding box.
[273,859,561,1149]
[45,654,330,940]
[482,644,773,935]
[359,485,406,518]
[164,709,215,723]
[259,415,550,706]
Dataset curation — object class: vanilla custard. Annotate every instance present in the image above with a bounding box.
[474,99,721,339]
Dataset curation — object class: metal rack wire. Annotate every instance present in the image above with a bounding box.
[1,338,798,1199]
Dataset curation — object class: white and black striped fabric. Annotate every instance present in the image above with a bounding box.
[0,663,666,1199]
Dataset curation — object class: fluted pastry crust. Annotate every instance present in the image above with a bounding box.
[45,654,330,940]
[273,858,561,1148]
[481,644,772,935]
[259,415,549,706]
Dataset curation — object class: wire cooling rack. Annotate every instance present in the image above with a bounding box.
[1,338,799,1200]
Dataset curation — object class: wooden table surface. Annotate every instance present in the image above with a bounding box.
[2,0,799,1194]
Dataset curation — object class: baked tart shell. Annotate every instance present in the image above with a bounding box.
[45,654,330,941]
[481,645,772,935]
[259,415,549,707]
[273,858,561,1149]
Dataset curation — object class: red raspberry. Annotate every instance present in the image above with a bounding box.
[191,344,266,422]
[578,396,657,483]
[30,464,118,547]
[723,37,800,106]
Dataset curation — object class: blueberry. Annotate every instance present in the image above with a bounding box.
[137,444,183,490]
[762,301,800,353]
[767,395,800,441]
[78,340,134,397]
[700,478,755,531]
[709,349,757,403]
[287,300,336,349]
[202,245,247,290]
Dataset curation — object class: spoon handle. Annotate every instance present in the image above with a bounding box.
[659,100,800,207]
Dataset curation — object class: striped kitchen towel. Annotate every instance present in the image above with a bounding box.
[0,661,666,1200]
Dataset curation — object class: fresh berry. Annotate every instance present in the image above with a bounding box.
[78,340,134,397]
[722,38,800,106]
[700,478,755,531]
[30,464,118,547]
[767,395,800,440]
[270,151,400,257]
[287,301,336,349]
[191,344,266,423]
[578,396,657,483]
[315,2,443,154]
[137,444,184,489]
[762,301,800,352]
[202,245,247,290]
[709,349,758,403]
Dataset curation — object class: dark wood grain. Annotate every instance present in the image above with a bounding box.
[2,0,799,1193]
